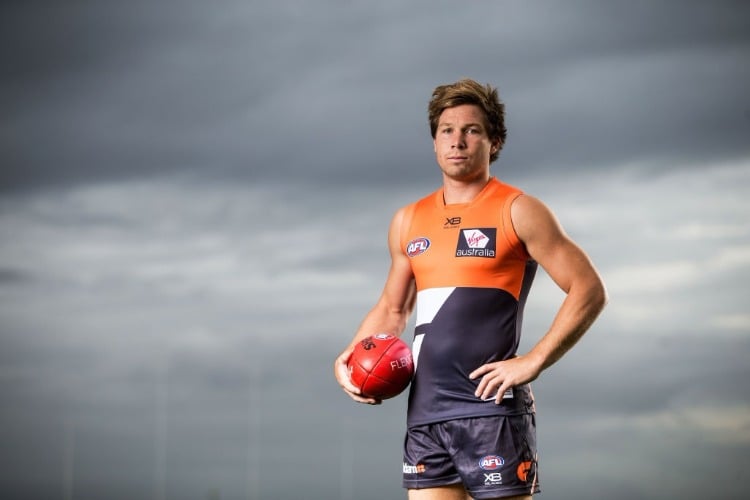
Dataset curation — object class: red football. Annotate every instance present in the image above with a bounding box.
[348,333,414,399]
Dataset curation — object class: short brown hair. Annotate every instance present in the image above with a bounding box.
[428,79,507,163]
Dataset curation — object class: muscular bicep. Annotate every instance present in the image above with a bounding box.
[379,206,417,316]
[512,195,600,294]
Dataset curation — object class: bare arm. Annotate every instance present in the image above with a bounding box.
[471,194,608,402]
[334,206,416,404]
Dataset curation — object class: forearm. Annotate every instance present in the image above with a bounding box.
[335,294,413,402]
[348,296,414,349]
[527,278,608,373]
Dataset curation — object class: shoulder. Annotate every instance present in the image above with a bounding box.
[390,188,440,229]
[510,193,552,217]
[387,200,421,254]
[491,177,524,195]
[390,204,412,231]
[510,194,566,246]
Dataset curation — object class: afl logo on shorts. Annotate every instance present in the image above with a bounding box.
[479,455,505,470]
[406,237,430,257]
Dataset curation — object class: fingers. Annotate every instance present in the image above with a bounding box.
[341,380,382,405]
[355,395,382,405]
[469,361,496,380]
[334,356,358,393]
[494,381,511,404]
[334,349,381,405]
[334,349,357,392]
[469,361,495,398]
[476,374,506,403]
[473,371,496,401]
[471,361,511,404]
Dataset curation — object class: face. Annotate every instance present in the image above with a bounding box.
[433,104,500,183]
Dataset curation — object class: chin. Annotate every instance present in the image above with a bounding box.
[442,167,482,182]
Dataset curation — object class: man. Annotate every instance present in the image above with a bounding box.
[334,79,607,499]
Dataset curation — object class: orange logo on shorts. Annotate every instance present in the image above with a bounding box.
[517,461,533,482]
[403,462,425,474]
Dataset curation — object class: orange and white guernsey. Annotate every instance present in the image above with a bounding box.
[401,177,537,427]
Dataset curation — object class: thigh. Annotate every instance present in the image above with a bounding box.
[487,496,531,500]
[439,415,540,499]
[485,496,532,500]
[408,483,469,500]
[407,487,531,500]
[403,424,463,490]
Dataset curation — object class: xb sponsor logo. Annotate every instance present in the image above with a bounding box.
[444,216,461,228]
[483,472,503,486]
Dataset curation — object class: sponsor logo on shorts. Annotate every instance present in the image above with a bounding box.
[456,228,496,258]
[402,462,425,474]
[483,472,503,486]
[478,455,505,470]
[517,460,534,482]
[406,237,430,257]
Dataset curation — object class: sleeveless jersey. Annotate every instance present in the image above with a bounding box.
[401,177,537,427]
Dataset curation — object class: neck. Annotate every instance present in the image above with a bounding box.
[442,174,492,205]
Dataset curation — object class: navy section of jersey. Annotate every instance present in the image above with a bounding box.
[407,282,536,427]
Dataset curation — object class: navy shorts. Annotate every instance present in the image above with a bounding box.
[402,414,540,499]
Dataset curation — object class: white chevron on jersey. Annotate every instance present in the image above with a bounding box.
[415,287,456,326]
[412,333,424,371]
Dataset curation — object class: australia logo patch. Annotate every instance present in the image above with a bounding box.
[456,228,496,258]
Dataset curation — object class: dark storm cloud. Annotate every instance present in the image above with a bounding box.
[0,268,32,285]
[2,160,748,498]
[1,2,749,499]
[2,1,749,193]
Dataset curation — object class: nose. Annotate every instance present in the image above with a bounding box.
[451,131,467,149]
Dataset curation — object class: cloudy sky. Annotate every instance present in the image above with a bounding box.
[1,1,749,499]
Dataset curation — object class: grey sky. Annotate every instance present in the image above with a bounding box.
[1,1,749,499]
[4,0,750,191]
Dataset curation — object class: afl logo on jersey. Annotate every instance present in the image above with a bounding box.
[406,237,431,257]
